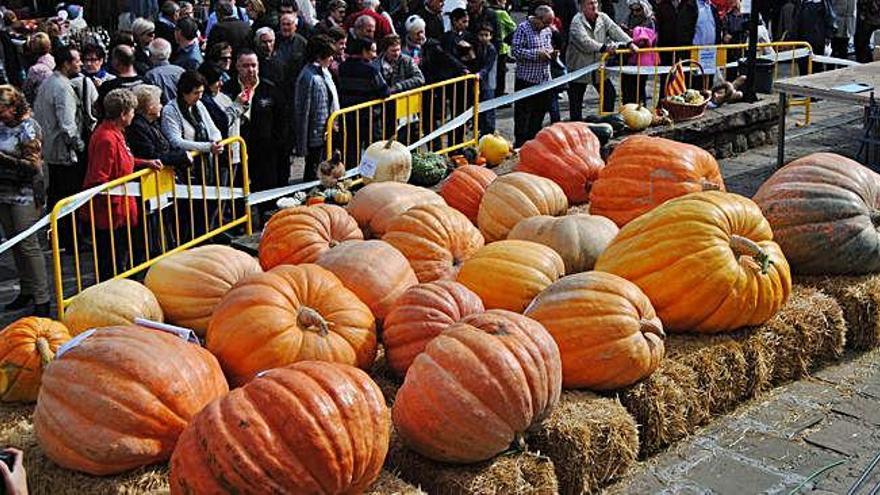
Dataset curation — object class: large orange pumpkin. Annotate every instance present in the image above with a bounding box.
[207,263,377,386]
[595,191,791,333]
[62,279,164,335]
[144,245,261,336]
[508,214,619,274]
[515,122,605,204]
[589,135,725,227]
[753,153,880,275]
[439,165,497,223]
[383,281,485,376]
[524,272,665,390]
[457,239,564,312]
[258,204,364,270]
[477,172,568,242]
[347,182,445,238]
[34,326,229,475]
[393,310,562,463]
[382,204,485,282]
[170,361,390,495]
[317,240,418,320]
[0,317,71,403]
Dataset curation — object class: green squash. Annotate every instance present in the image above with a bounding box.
[410,152,449,187]
[585,123,614,146]
[584,113,626,133]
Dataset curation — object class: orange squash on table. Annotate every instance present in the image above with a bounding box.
[524,272,665,390]
[258,204,363,270]
[439,165,497,224]
[207,263,377,386]
[589,135,725,227]
[753,153,880,275]
[515,122,605,204]
[317,240,418,320]
[595,191,791,333]
[383,281,485,376]
[144,245,261,336]
[34,326,228,475]
[477,172,568,242]
[170,361,390,495]
[62,279,164,335]
[508,214,619,274]
[383,204,485,283]
[0,317,70,403]
[457,239,565,312]
[347,182,445,238]
[393,310,561,463]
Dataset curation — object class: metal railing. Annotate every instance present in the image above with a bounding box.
[50,136,252,319]
[325,74,481,164]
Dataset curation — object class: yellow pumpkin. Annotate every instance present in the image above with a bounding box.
[63,279,164,335]
[477,172,568,242]
[478,132,513,166]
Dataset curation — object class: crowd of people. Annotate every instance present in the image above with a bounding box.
[0,0,876,315]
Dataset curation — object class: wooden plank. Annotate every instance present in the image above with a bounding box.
[774,61,880,105]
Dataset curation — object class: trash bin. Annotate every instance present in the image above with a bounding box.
[738,58,776,94]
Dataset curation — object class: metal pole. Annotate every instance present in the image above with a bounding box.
[742,1,761,102]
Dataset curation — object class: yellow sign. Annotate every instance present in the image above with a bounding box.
[140,168,175,201]
[396,94,422,121]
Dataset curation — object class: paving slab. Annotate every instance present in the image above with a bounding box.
[831,395,880,426]
[683,454,785,494]
[804,417,875,457]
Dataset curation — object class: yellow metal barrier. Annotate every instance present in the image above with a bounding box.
[325,75,481,166]
[50,135,252,319]
[596,42,814,124]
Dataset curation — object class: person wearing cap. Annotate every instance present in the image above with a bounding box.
[402,14,426,62]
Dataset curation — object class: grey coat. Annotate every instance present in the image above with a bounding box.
[832,0,856,38]
[566,12,631,84]
[32,72,84,165]
[294,63,338,155]
[160,100,223,154]
[376,53,425,94]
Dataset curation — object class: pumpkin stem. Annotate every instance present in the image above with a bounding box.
[699,179,721,192]
[35,337,54,367]
[729,234,774,275]
[383,137,396,149]
[639,318,665,338]
[296,307,331,336]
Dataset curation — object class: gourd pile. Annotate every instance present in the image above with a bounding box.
[1,123,876,494]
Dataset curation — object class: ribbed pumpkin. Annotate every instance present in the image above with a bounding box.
[63,279,163,335]
[753,153,880,275]
[392,310,562,463]
[0,317,71,403]
[439,165,497,223]
[515,122,605,204]
[170,361,390,495]
[258,204,364,269]
[34,326,229,475]
[317,240,418,320]
[477,172,568,242]
[595,191,791,333]
[589,135,725,226]
[508,214,619,274]
[144,245,261,336]
[382,204,485,282]
[524,272,665,390]
[457,240,565,312]
[207,264,377,386]
[383,281,485,376]
[347,182,445,238]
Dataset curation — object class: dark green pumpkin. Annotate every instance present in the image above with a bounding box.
[411,152,449,187]
[584,114,626,133]
[585,123,614,146]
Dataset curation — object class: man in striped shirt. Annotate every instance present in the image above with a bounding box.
[512,4,556,147]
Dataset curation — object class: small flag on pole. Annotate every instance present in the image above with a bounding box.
[666,62,687,97]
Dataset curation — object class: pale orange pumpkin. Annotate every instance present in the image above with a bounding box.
[63,279,164,335]
[347,182,445,238]
[258,204,364,269]
[477,172,568,242]
[0,317,71,403]
[508,214,619,274]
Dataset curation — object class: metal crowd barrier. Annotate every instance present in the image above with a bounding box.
[50,136,252,319]
[325,74,481,165]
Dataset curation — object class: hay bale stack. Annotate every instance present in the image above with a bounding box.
[386,433,558,495]
[527,391,638,495]
[798,275,880,351]
[616,360,709,458]
[665,335,753,415]
[365,470,426,494]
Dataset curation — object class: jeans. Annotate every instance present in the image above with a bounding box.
[513,78,551,147]
[479,87,496,135]
[0,202,50,304]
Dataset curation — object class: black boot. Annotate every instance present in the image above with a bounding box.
[5,293,34,311]
[33,302,50,317]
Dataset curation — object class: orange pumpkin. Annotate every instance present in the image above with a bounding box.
[258,204,364,270]
[170,361,390,495]
[34,326,229,475]
[144,245,261,336]
[439,165,497,223]
[63,279,164,335]
[347,182,445,238]
[524,272,665,390]
[317,240,418,320]
[595,191,791,333]
[589,135,725,226]
[207,264,377,386]
[457,240,565,312]
[383,204,485,283]
[0,317,71,403]
[477,172,568,242]
[393,310,561,463]
[508,214,619,274]
[515,122,605,204]
[383,281,485,376]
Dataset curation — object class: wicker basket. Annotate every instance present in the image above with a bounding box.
[660,59,711,122]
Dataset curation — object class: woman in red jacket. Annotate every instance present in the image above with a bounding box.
[82,88,162,281]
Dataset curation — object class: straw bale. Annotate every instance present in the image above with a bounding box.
[798,275,880,351]
[365,470,426,494]
[527,391,638,495]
